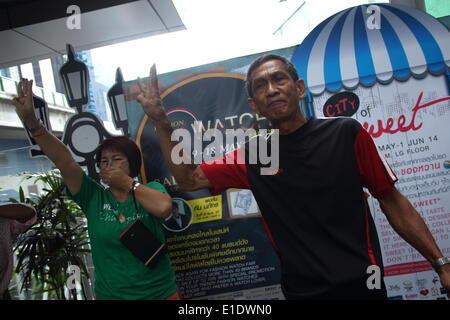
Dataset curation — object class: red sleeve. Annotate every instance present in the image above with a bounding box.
[354,126,398,199]
[200,147,250,195]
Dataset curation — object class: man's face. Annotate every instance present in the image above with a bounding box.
[247,59,305,124]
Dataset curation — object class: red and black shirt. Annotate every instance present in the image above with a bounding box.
[200,117,397,297]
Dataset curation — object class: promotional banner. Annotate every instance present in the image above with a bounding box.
[123,48,298,300]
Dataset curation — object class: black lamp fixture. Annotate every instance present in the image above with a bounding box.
[59,43,89,113]
[107,67,129,136]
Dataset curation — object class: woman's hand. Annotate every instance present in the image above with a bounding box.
[100,167,133,191]
[11,79,40,129]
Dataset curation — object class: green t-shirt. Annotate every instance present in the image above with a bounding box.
[68,173,177,300]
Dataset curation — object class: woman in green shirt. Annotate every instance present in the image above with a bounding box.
[12,79,179,300]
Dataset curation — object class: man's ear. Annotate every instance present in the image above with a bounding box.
[297,79,306,99]
[247,98,259,114]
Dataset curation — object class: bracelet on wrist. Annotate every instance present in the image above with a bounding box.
[30,125,46,138]
[130,180,141,193]
[27,121,43,134]
[433,257,450,271]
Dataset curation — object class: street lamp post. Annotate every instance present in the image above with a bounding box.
[107,67,129,136]
[24,94,53,157]
[58,43,111,181]
[59,44,89,113]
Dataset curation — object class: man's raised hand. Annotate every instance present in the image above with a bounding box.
[136,64,167,124]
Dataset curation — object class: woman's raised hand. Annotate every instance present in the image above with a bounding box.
[11,79,39,128]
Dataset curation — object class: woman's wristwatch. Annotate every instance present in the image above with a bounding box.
[131,180,141,192]
[433,257,450,271]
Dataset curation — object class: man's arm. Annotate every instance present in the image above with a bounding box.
[136,65,212,191]
[153,118,211,191]
[0,203,36,223]
[379,187,450,293]
[11,79,83,195]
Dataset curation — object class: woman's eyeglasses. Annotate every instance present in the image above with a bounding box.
[98,158,128,168]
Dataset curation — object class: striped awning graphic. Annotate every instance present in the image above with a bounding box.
[291,3,450,95]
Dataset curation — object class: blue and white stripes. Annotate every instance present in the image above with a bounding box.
[291,4,450,95]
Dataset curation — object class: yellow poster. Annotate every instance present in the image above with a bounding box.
[188,195,222,224]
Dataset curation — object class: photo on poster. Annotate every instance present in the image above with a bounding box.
[226,188,261,219]
[163,197,193,232]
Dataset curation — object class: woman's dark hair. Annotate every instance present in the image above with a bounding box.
[245,54,299,98]
[95,136,142,178]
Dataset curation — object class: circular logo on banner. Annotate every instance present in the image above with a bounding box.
[163,197,193,232]
[323,91,360,117]
[166,107,198,130]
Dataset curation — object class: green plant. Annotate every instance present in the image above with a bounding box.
[11,170,91,300]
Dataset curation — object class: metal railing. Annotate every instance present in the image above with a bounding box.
[0,75,69,108]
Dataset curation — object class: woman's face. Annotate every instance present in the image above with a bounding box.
[98,149,130,176]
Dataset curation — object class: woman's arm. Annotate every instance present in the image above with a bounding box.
[134,184,172,219]
[11,79,83,195]
[100,167,172,219]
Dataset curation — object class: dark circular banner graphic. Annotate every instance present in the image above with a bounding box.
[323,91,359,118]
[163,197,193,232]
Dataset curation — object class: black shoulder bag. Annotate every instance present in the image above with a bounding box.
[119,182,167,268]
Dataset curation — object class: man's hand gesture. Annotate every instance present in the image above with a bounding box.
[136,64,167,125]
